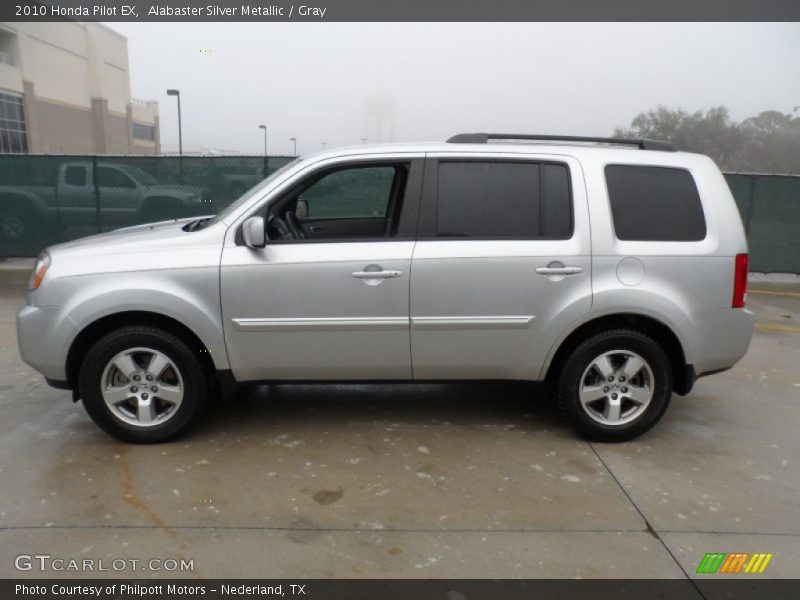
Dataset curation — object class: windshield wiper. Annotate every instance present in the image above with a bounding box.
[183,217,212,232]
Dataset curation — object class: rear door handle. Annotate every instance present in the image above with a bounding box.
[536,266,583,275]
[352,270,403,279]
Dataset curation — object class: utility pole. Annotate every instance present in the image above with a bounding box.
[166,89,182,155]
[258,124,268,155]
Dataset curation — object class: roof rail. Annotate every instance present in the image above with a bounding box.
[446,133,676,152]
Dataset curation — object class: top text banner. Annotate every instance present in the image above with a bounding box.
[3,0,800,22]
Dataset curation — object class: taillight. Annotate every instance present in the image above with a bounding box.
[732,253,748,308]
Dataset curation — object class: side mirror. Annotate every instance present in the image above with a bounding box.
[242,216,266,248]
[296,199,309,220]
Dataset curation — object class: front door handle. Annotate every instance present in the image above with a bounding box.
[536,266,583,275]
[352,269,403,279]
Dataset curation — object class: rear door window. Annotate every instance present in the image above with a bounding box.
[605,165,706,241]
[435,161,573,239]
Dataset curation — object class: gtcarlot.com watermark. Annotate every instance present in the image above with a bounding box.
[15,554,194,573]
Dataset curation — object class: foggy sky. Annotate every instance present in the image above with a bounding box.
[107,22,800,155]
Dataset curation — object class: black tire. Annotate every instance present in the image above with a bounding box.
[556,329,672,442]
[0,205,35,242]
[79,326,208,443]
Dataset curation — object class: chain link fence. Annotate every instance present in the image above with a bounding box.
[0,155,294,257]
[725,173,800,273]
[0,156,798,273]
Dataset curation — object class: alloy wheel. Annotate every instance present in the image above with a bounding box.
[578,349,654,426]
[100,347,184,427]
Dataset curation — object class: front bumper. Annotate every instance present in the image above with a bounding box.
[16,304,76,382]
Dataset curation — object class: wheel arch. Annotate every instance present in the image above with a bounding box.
[543,313,694,395]
[66,310,216,391]
[0,191,49,215]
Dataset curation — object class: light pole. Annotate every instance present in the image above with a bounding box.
[360,137,367,145]
[166,89,182,155]
[290,137,297,155]
[321,142,327,150]
[258,124,268,155]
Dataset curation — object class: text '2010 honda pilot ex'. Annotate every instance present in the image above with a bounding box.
[17,134,755,443]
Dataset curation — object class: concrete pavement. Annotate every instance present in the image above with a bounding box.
[0,267,797,579]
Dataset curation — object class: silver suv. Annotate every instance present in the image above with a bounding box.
[17,134,755,443]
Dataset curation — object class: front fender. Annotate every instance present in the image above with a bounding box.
[50,269,229,372]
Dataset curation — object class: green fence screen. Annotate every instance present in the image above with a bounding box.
[0,155,294,257]
[0,156,798,272]
[724,173,800,273]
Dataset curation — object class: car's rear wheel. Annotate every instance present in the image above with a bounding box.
[79,327,207,443]
[557,329,672,442]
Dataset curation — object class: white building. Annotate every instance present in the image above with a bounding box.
[0,22,159,154]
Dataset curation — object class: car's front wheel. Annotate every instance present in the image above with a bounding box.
[79,326,207,443]
[556,329,672,442]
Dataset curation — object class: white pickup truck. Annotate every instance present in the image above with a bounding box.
[0,161,212,243]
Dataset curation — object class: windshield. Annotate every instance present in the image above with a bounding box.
[210,158,302,224]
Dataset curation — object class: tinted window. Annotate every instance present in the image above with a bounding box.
[436,161,572,238]
[64,166,86,186]
[542,164,572,238]
[301,166,396,219]
[605,165,706,241]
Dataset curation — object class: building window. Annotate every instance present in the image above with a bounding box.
[0,91,28,154]
[0,28,17,67]
[0,51,15,67]
[132,121,155,142]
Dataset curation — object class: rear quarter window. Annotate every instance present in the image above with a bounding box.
[605,165,707,241]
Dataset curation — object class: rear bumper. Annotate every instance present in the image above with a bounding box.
[683,307,756,375]
[16,304,75,382]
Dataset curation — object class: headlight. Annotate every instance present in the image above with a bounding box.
[29,251,51,291]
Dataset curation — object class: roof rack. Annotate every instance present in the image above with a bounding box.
[446,133,676,152]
